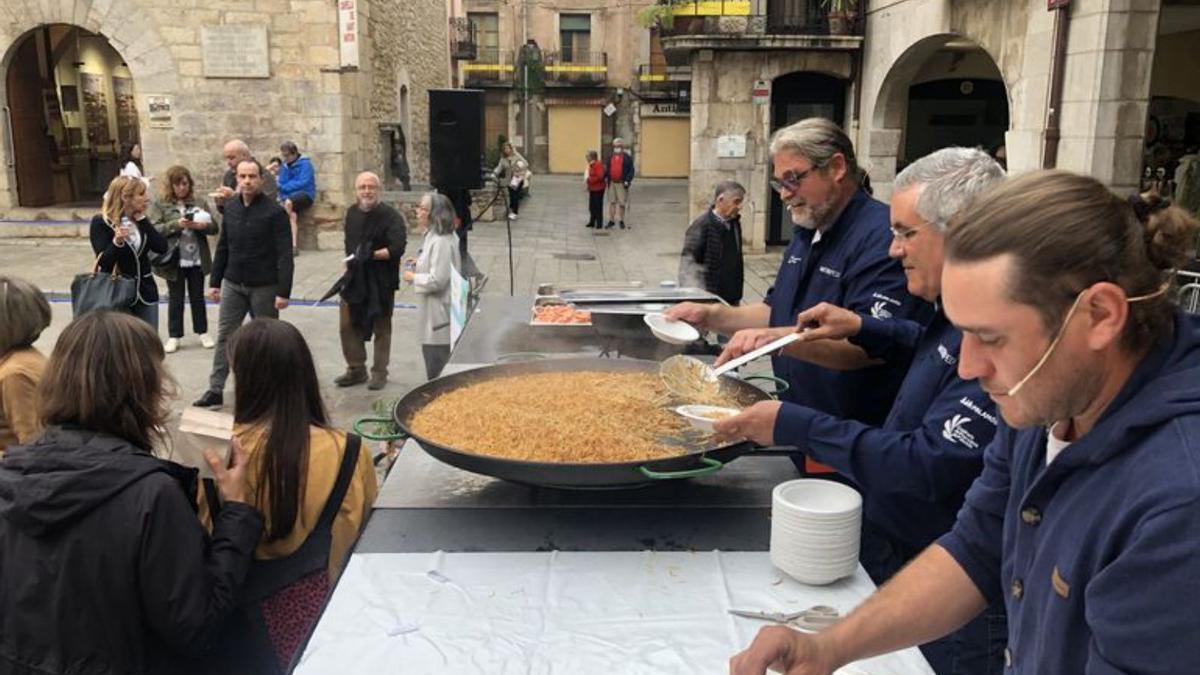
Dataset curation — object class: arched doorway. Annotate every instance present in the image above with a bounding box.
[869,35,1009,198]
[768,71,847,244]
[1142,1,1200,211]
[5,25,138,207]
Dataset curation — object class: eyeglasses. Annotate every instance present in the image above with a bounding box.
[769,164,824,193]
[889,225,920,242]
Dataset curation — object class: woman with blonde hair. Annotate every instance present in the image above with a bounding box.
[90,174,168,327]
[0,275,51,454]
[149,165,218,352]
[0,310,262,674]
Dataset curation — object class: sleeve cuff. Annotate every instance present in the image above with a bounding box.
[773,402,818,450]
[413,272,432,288]
[849,314,894,360]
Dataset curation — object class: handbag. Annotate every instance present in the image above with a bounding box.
[148,236,180,268]
[205,433,363,675]
[70,254,137,317]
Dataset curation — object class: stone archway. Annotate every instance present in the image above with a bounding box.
[0,0,178,209]
[867,33,1010,199]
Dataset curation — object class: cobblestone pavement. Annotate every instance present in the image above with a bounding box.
[1,176,783,438]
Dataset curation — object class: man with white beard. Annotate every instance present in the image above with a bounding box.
[667,118,929,472]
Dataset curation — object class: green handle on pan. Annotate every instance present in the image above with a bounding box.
[352,416,409,442]
[741,374,790,397]
[639,456,724,480]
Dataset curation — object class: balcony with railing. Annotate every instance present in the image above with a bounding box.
[449,17,478,60]
[656,0,864,54]
[462,48,514,86]
[635,63,691,98]
[542,51,608,87]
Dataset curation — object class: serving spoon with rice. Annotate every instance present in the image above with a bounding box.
[660,332,802,400]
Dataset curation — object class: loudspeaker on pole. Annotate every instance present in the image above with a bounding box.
[428,89,485,190]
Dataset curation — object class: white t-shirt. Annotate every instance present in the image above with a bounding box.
[120,162,143,179]
[1046,424,1072,465]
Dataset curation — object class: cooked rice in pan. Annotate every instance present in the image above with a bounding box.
[408,371,742,463]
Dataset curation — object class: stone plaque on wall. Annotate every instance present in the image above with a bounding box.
[201,26,270,78]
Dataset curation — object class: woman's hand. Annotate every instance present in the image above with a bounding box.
[113,221,131,245]
[403,270,415,283]
[204,438,251,505]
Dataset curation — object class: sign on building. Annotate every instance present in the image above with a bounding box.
[338,0,359,69]
[640,102,689,117]
[717,134,747,158]
[201,26,270,78]
[147,95,173,129]
[752,80,770,105]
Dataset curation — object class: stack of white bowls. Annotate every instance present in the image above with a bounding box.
[770,479,862,585]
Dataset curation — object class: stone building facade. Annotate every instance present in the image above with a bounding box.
[859,0,1164,201]
[668,0,1191,252]
[457,0,693,179]
[0,0,450,234]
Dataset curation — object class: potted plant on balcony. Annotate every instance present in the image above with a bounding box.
[822,0,859,36]
[636,0,704,36]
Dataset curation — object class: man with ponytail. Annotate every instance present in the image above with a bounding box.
[731,171,1200,675]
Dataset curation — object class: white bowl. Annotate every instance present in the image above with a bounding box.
[674,404,739,432]
[774,479,863,518]
[644,313,700,345]
[770,479,863,586]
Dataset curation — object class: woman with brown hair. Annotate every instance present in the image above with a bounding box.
[90,174,168,327]
[198,318,376,671]
[0,310,263,674]
[149,165,218,352]
[0,275,51,454]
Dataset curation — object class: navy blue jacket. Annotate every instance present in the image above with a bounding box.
[939,311,1200,673]
[775,306,997,551]
[765,189,930,426]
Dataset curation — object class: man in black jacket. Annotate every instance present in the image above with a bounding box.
[194,160,293,408]
[679,180,745,306]
[335,171,407,390]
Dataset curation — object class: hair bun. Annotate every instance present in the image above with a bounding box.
[1138,193,1200,270]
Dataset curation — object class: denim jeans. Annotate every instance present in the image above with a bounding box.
[206,280,278,394]
[130,299,159,332]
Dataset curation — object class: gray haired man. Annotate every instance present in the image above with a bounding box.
[679,180,745,305]
[721,147,1008,674]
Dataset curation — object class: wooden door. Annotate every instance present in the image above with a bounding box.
[6,35,55,207]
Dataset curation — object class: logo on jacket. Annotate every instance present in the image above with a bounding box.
[870,301,893,320]
[787,255,802,265]
[937,344,957,365]
[818,265,842,279]
[959,397,999,426]
[942,414,979,449]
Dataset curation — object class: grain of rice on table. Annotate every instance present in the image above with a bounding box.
[409,371,740,463]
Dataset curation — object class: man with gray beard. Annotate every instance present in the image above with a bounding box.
[667,118,929,474]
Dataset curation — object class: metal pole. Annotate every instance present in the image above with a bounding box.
[522,0,530,159]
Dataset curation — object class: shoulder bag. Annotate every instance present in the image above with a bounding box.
[204,433,363,674]
[70,253,137,317]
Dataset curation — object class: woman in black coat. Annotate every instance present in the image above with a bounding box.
[0,310,263,675]
[89,175,168,328]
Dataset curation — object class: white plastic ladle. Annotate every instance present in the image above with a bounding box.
[660,332,801,398]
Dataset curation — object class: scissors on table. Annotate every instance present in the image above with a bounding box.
[728,604,840,632]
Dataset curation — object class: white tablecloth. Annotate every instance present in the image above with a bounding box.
[296,551,934,675]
